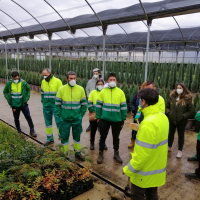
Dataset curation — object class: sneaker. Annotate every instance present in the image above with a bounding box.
[176,151,182,158]
[168,147,172,152]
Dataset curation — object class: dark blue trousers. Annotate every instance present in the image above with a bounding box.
[12,104,34,132]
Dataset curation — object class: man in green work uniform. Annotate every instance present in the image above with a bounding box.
[41,68,63,146]
[55,71,87,161]
[185,111,200,181]
[3,71,37,137]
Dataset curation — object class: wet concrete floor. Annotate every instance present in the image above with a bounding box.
[0,83,200,200]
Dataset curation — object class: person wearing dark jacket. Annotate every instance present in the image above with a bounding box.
[166,83,194,158]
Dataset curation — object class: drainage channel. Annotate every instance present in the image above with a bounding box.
[0,119,130,198]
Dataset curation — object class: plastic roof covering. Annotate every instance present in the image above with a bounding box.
[0,0,200,52]
[0,26,200,51]
[0,0,200,39]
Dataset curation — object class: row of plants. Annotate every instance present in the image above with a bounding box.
[1,57,200,91]
[0,122,93,200]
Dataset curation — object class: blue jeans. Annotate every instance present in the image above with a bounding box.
[12,104,34,132]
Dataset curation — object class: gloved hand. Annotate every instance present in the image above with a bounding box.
[135,111,141,120]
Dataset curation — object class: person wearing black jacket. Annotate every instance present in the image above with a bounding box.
[166,83,194,159]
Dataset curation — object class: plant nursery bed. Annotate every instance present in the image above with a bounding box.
[0,121,93,200]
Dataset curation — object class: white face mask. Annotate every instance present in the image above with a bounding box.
[93,74,99,79]
[97,85,104,91]
[43,76,47,79]
[13,80,19,84]
[108,81,116,88]
[177,89,183,94]
[69,80,76,87]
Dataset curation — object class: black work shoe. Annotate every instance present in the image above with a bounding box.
[97,151,103,164]
[188,156,198,162]
[30,129,37,137]
[44,140,54,146]
[86,125,91,132]
[90,142,95,150]
[18,131,21,135]
[114,151,123,163]
[104,144,108,150]
[185,173,200,181]
[75,154,85,161]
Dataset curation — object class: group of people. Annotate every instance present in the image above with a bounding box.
[2,68,200,200]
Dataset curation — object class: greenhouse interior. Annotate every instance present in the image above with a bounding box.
[1,0,200,200]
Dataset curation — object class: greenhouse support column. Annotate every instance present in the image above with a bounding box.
[70,52,72,69]
[117,52,119,61]
[86,52,88,79]
[4,39,8,81]
[196,51,199,64]
[144,20,152,82]
[143,51,145,63]
[176,51,179,63]
[132,50,135,62]
[182,47,186,63]
[95,51,98,68]
[158,51,161,64]
[102,26,107,80]
[129,52,132,62]
[48,33,52,71]
[17,41,19,72]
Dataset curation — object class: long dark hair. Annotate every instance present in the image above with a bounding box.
[171,83,192,105]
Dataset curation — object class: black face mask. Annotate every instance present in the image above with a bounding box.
[45,74,52,82]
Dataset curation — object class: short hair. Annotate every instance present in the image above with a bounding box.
[42,68,51,73]
[96,79,104,85]
[66,71,76,79]
[107,73,117,80]
[146,81,155,87]
[11,71,19,78]
[139,88,159,106]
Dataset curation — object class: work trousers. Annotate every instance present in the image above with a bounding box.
[59,116,83,155]
[90,120,98,143]
[43,107,60,141]
[12,104,34,132]
[195,140,200,177]
[131,184,158,200]
[168,123,186,151]
[98,119,124,152]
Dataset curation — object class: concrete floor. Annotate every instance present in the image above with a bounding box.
[0,83,200,200]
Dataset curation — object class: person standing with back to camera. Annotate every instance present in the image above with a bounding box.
[166,83,194,158]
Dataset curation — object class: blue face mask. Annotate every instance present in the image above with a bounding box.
[139,100,143,109]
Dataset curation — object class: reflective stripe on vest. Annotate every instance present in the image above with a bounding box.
[61,105,81,110]
[127,162,166,176]
[136,138,168,149]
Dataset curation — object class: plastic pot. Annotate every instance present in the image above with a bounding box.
[186,119,195,130]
